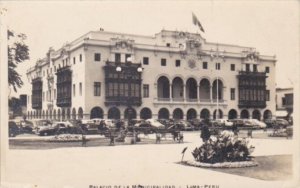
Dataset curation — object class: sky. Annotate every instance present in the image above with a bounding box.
[2,0,299,97]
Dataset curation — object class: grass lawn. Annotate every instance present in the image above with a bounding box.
[207,155,292,181]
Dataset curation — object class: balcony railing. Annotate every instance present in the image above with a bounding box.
[238,71,267,77]
[172,98,184,102]
[238,100,266,108]
[56,97,72,107]
[186,98,198,102]
[154,98,227,106]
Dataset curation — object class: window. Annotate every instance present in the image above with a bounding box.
[73,84,75,97]
[125,54,131,62]
[79,54,82,62]
[230,88,235,100]
[166,43,170,47]
[94,53,101,61]
[202,62,208,69]
[253,64,257,72]
[143,84,149,98]
[215,63,221,70]
[73,57,76,64]
[246,64,250,72]
[230,64,235,71]
[266,90,270,101]
[265,66,270,73]
[94,82,101,96]
[143,57,149,65]
[79,82,82,96]
[282,97,286,105]
[175,60,181,67]
[161,58,166,66]
[115,53,121,62]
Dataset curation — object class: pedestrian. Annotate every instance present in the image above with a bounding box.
[232,123,238,136]
[109,130,115,146]
[178,132,184,143]
[82,134,87,147]
[200,124,211,142]
[156,132,161,144]
[247,129,253,138]
[173,131,178,141]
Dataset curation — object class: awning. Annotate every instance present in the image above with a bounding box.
[275,110,288,117]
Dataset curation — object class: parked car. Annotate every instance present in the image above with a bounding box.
[249,119,267,129]
[39,121,72,136]
[146,119,165,129]
[188,119,203,130]
[174,120,194,131]
[31,119,52,134]
[264,119,276,128]
[91,118,103,125]
[212,119,233,127]
[100,119,116,128]
[9,121,20,137]
[275,119,289,128]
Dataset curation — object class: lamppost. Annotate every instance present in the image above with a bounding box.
[210,46,225,119]
[115,59,143,127]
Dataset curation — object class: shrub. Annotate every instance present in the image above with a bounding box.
[192,131,255,164]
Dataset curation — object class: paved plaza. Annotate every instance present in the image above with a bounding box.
[2,131,297,188]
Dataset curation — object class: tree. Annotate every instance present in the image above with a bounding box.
[8,30,30,92]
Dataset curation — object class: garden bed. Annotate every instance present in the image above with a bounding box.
[182,160,258,168]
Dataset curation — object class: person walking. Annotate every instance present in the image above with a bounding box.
[232,122,238,136]
[200,124,211,142]
[82,134,87,147]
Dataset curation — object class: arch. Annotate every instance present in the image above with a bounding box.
[53,109,56,120]
[213,109,223,119]
[187,108,197,120]
[212,79,224,100]
[72,108,76,120]
[228,109,238,119]
[49,110,52,120]
[57,109,61,121]
[172,77,184,100]
[45,110,48,119]
[173,108,184,120]
[252,110,261,120]
[157,76,170,99]
[200,108,210,119]
[199,78,210,100]
[158,108,169,119]
[124,107,137,120]
[78,107,83,120]
[186,78,198,100]
[90,106,104,119]
[27,111,30,119]
[66,108,71,120]
[62,109,66,121]
[263,110,272,120]
[108,107,120,119]
[240,109,249,119]
[140,108,152,119]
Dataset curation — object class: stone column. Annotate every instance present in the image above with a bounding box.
[169,84,173,102]
[183,84,186,102]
